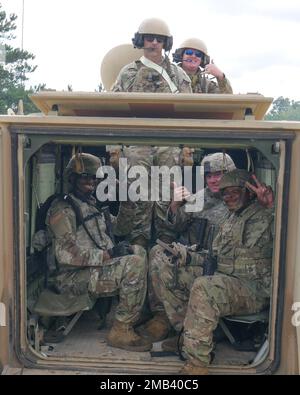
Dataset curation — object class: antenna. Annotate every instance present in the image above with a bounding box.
[21,0,25,50]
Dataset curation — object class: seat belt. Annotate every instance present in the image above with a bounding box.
[140,56,179,93]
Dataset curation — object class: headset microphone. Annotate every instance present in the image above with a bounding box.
[141,47,156,51]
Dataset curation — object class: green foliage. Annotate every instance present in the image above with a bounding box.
[0,3,17,39]
[265,96,300,121]
[0,83,47,114]
[0,2,41,114]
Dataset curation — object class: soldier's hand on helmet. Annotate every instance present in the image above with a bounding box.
[108,241,134,258]
[170,182,191,213]
[204,61,224,79]
[245,174,274,209]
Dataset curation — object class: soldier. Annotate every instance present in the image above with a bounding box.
[141,153,236,343]
[163,152,236,245]
[173,38,233,93]
[181,169,273,374]
[46,153,151,352]
[112,17,191,94]
[110,17,192,248]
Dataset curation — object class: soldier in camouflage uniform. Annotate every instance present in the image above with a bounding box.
[173,38,233,94]
[181,169,273,374]
[112,18,191,94]
[141,153,236,343]
[110,18,192,248]
[46,153,151,352]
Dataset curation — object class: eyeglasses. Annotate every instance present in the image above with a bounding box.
[79,173,97,180]
[184,49,203,58]
[144,34,165,43]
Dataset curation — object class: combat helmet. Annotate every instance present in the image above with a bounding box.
[132,17,173,51]
[219,169,252,191]
[201,152,236,175]
[173,37,210,66]
[65,153,102,181]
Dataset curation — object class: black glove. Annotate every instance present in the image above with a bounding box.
[108,241,134,258]
[202,256,217,276]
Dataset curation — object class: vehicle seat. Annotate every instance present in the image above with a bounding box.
[219,309,269,352]
[29,289,96,347]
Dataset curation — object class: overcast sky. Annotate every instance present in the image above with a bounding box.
[1,0,300,101]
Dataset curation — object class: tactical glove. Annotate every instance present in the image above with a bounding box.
[108,241,134,258]
[202,256,217,276]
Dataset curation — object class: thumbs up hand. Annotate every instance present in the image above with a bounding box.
[204,60,225,80]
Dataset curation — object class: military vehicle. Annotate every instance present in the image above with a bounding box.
[0,46,300,375]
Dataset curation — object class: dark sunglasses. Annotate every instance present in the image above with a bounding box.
[79,173,97,180]
[144,34,165,43]
[184,49,203,58]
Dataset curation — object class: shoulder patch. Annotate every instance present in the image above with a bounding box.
[121,61,138,73]
[49,199,70,215]
[47,199,75,237]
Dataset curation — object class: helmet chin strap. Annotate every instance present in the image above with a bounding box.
[73,186,94,202]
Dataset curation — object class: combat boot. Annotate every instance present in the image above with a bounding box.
[107,320,152,352]
[137,312,170,342]
[162,335,183,352]
[179,359,209,375]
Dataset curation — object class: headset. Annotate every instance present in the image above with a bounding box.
[132,32,173,52]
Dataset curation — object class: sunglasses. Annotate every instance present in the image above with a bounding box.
[79,173,97,180]
[144,34,165,43]
[184,49,203,58]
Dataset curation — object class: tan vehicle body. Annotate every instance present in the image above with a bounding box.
[0,92,300,375]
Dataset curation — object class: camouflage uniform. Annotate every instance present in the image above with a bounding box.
[184,67,233,94]
[156,187,228,245]
[149,153,236,322]
[112,57,191,93]
[46,193,147,325]
[112,57,191,247]
[149,187,229,320]
[150,197,273,346]
[183,200,273,365]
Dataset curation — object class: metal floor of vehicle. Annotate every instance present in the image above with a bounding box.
[41,309,257,374]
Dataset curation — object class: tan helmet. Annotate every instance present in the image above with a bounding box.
[65,153,101,181]
[173,37,210,65]
[132,17,173,51]
[138,18,171,36]
[201,152,236,174]
[100,44,144,91]
[219,169,252,191]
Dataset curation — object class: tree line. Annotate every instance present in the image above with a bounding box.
[0,2,299,119]
[265,97,300,121]
[0,2,43,114]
